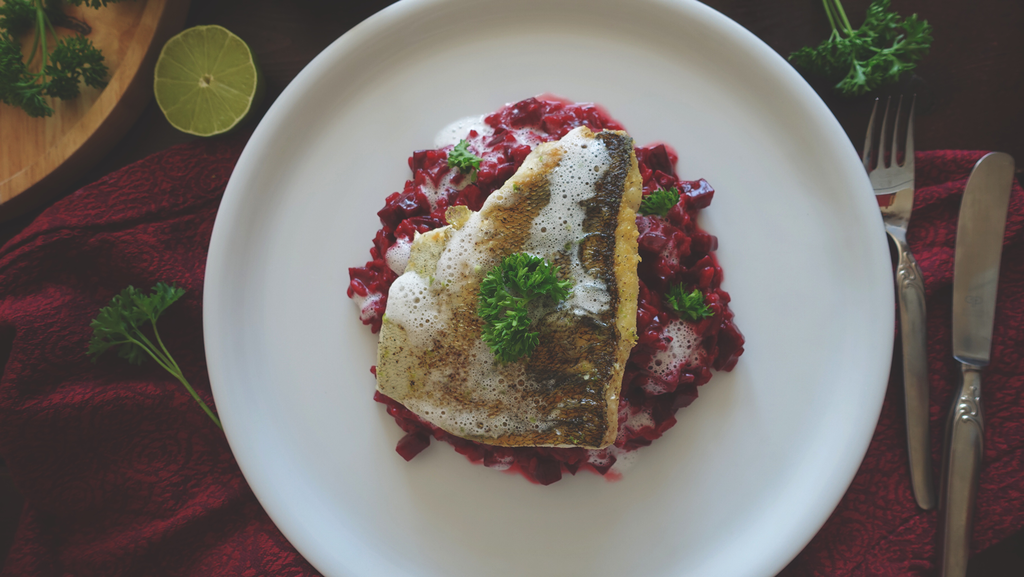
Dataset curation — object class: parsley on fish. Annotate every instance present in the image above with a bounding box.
[0,0,126,118]
[478,253,572,363]
[88,283,222,429]
[666,284,714,322]
[788,0,932,96]
[638,187,680,218]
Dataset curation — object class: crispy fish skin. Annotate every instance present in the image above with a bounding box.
[377,127,641,449]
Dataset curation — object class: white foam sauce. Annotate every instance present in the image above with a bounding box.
[383,272,441,344]
[645,319,702,389]
[385,237,412,274]
[434,115,490,148]
[434,114,546,150]
[606,444,641,474]
[417,166,462,208]
[353,291,383,323]
[385,126,617,442]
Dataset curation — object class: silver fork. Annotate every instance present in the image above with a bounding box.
[863,96,936,510]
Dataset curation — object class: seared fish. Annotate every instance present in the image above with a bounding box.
[377,126,641,448]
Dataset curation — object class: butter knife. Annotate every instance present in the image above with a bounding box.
[940,152,1015,577]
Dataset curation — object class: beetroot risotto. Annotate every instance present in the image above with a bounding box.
[347,96,744,485]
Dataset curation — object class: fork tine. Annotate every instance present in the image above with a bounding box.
[892,95,904,167]
[878,96,892,168]
[905,94,916,169]
[863,99,878,170]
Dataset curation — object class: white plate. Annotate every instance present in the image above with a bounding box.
[204,0,894,575]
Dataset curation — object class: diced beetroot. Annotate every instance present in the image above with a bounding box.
[682,179,715,208]
[526,457,562,485]
[409,150,428,171]
[508,97,546,128]
[696,267,715,289]
[636,144,676,177]
[714,321,746,371]
[395,433,431,461]
[652,170,676,190]
[377,190,430,230]
[348,277,368,298]
[510,144,532,164]
[394,215,445,241]
[673,384,699,410]
[453,184,485,211]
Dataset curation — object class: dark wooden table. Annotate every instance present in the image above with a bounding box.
[2,0,1023,573]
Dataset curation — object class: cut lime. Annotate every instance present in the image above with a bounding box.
[154,25,263,137]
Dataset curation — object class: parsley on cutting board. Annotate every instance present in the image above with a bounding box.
[0,0,129,117]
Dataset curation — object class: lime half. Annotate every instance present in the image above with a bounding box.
[154,25,263,137]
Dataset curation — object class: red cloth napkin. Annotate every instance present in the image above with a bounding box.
[0,142,1020,576]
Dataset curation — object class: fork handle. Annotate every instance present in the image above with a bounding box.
[890,232,937,510]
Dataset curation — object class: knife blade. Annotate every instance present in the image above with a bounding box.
[940,152,1015,577]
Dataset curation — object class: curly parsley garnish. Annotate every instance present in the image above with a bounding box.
[638,187,680,217]
[447,139,483,176]
[478,253,572,363]
[666,284,714,321]
[788,0,932,96]
[0,0,127,118]
[88,283,222,429]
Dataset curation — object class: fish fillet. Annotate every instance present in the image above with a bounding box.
[377,126,641,448]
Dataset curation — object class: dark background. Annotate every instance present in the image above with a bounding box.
[2,0,1022,573]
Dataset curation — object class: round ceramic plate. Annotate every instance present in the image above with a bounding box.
[204,0,894,575]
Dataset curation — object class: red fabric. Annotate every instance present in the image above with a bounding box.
[0,143,1020,576]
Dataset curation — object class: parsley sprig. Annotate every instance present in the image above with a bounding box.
[638,187,680,217]
[447,139,482,178]
[788,0,932,96]
[0,0,124,118]
[88,283,222,430]
[666,284,714,322]
[478,253,572,363]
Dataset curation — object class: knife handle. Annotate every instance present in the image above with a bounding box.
[890,232,936,510]
[940,364,984,577]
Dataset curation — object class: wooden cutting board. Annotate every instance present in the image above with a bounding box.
[0,0,190,220]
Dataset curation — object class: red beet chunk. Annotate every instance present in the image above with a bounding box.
[673,384,699,409]
[396,433,431,461]
[636,144,676,177]
[529,457,563,485]
[508,97,546,128]
[713,321,746,371]
[394,215,445,241]
[377,190,431,230]
[453,184,485,211]
[348,277,369,298]
[371,229,392,260]
[681,179,715,208]
[451,438,487,463]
